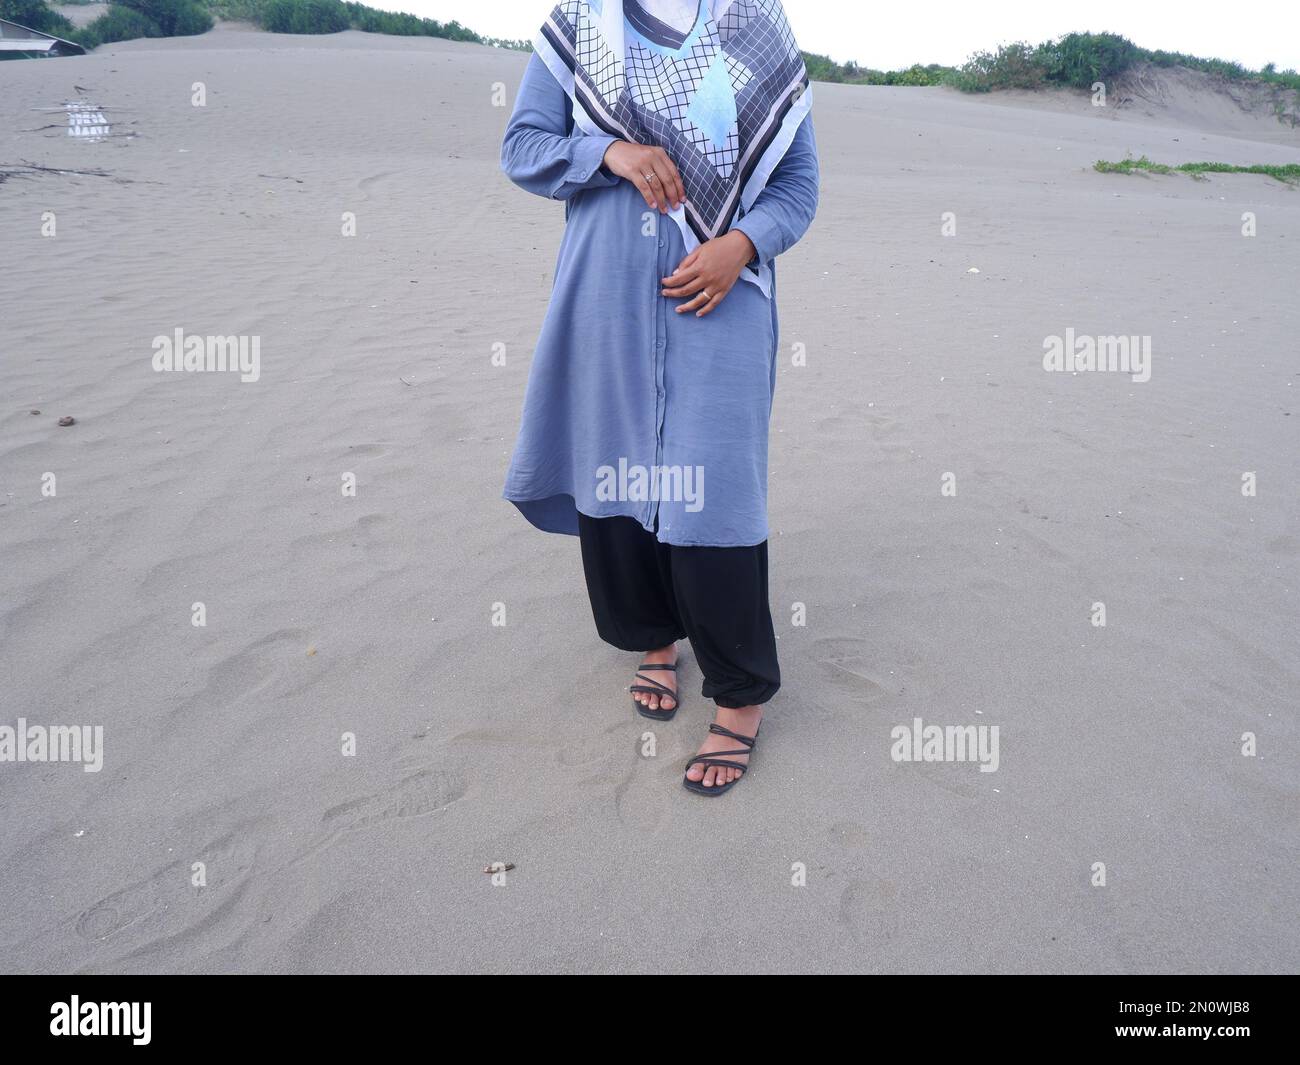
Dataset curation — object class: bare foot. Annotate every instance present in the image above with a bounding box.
[685,705,761,789]
[630,644,678,715]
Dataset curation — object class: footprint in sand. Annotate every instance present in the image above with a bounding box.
[355,170,397,200]
[809,637,892,702]
[555,720,625,768]
[319,767,467,835]
[164,628,309,735]
[75,830,257,942]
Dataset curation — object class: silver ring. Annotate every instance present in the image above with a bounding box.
[645,173,658,183]
[703,290,712,299]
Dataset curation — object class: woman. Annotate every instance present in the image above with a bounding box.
[501,0,819,796]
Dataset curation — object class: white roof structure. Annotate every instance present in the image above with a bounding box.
[0,17,87,57]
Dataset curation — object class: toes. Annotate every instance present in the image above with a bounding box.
[686,761,744,789]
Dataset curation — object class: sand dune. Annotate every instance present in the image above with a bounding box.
[977,61,1300,142]
[1,29,1297,973]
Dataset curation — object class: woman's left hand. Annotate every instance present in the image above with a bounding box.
[661,231,757,317]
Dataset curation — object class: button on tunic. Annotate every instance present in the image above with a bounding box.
[501,53,819,547]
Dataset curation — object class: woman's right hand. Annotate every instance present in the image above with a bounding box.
[602,140,686,213]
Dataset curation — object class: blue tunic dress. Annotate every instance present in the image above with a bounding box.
[501,52,819,548]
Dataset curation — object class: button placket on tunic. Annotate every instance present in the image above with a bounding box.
[651,223,669,533]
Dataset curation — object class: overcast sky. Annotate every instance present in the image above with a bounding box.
[391,1,1300,71]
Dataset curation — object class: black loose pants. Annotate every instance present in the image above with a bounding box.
[577,513,780,708]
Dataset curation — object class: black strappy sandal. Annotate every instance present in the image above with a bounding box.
[682,721,760,796]
[630,661,681,721]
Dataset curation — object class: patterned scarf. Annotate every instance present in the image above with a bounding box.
[534,0,811,292]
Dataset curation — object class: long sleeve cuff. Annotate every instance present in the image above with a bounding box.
[731,209,783,265]
[557,134,620,198]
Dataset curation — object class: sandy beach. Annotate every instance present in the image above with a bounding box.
[1,26,1297,974]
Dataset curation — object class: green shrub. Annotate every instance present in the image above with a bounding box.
[73,5,162,47]
[261,0,350,34]
[170,1,212,34]
[341,4,480,40]
[112,0,211,35]
[947,42,1048,92]
[890,64,951,87]
[944,30,1300,98]
[1039,32,1140,88]
[801,52,955,86]
[0,0,75,36]
[205,0,262,20]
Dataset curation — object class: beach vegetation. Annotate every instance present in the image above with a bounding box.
[945,42,1047,91]
[801,52,957,86]
[74,6,162,45]
[67,0,211,48]
[1037,32,1141,89]
[115,0,212,36]
[0,0,76,35]
[945,31,1300,103]
[259,0,348,34]
[1095,155,1300,185]
[204,0,522,45]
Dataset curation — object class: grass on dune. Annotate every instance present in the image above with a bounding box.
[1095,156,1300,184]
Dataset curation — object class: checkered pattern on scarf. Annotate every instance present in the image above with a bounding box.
[545,0,806,238]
